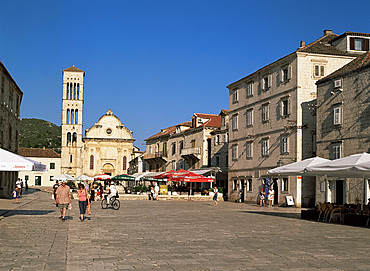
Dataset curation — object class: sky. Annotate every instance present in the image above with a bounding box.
[1,0,369,149]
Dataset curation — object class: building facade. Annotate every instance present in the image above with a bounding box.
[144,112,225,172]
[18,147,61,186]
[316,50,370,205]
[0,61,23,197]
[227,30,361,207]
[61,66,136,178]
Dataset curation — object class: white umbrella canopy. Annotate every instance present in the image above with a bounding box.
[75,174,94,181]
[268,157,330,176]
[305,153,370,177]
[93,174,111,180]
[0,148,47,171]
[51,174,74,181]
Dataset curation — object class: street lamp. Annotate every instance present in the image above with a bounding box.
[277,160,284,167]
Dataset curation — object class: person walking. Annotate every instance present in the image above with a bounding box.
[20,179,24,196]
[89,183,95,202]
[55,180,71,222]
[268,186,275,207]
[213,186,218,206]
[77,183,89,222]
[52,181,59,206]
[12,187,19,204]
[25,179,28,191]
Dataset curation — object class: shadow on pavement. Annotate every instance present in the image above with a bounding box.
[241,210,301,219]
[0,209,55,218]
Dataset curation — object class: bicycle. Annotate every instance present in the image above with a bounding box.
[101,194,120,210]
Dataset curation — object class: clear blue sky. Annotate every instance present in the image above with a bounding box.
[1,0,369,149]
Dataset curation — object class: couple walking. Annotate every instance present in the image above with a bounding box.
[55,180,91,222]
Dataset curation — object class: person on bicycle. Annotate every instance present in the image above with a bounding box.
[107,181,117,204]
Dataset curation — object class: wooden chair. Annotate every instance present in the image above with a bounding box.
[328,204,344,223]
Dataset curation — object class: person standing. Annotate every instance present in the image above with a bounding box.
[259,188,265,207]
[77,183,89,222]
[154,183,160,201]
[150,186,155,200]
[52,181,59,206]
[268,186,275,207]
[20,179,24,197]
[55,180,71,222]
[25,179,28,191]
[16,179,22,198]
[213,186,218,206]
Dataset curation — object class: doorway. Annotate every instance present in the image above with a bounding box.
[35,176,41,186]
[335,180,344,204]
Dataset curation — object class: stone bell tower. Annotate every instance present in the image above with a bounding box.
[61,66,85,176]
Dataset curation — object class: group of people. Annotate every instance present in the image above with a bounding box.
[12,178,28,204]
[259,186,275,207]
[52,179,118,222]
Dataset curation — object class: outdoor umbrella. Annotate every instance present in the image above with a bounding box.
[305,153,370,207]
[0,148,47,172]
[75,174,94,181]
[51,174,74,181]
[93,174,112,180]
[171,171,214,195]
[268,157,330,176]
[111,174,135,181]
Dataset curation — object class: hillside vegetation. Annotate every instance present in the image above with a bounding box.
[19,118,61,153]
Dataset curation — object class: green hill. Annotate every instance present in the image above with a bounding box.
[19,118,61,153]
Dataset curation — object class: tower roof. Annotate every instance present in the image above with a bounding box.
[63,65,85,75]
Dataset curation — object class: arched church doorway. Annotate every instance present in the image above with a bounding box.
[102,163,115,176]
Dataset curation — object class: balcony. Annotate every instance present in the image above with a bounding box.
[181,147,201,161]
[144,151,168,163]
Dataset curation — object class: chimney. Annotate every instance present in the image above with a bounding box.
[300,40,305,48]
[323,29,333,36]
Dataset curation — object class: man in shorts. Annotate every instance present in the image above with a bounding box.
[55,180,71,222]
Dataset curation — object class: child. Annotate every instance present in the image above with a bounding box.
[12,188,19,204]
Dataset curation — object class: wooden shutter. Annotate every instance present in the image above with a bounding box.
[268,75,272,88]
[363,38,369,51]
[260,78,264,91]
[288,65,292,80]
[349,37,355,50]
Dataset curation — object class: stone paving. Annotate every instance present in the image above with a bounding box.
[0,188,369,271]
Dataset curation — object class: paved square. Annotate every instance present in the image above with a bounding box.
[0,189,369,270]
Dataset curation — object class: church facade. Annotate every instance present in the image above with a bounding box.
[61,66,135,177]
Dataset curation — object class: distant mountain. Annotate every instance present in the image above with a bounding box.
[19,118,61,153]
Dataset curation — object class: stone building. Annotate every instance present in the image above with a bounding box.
[0,60,23,197]
[18,147,61,186]
[316,51,370,205]
[227,30,364,207]
[61,66,135,177]
[210,109,229,192]
[144,111,225,174]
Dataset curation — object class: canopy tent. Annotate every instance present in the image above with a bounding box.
[51,174,74,181]
[74,174,94,181]
[0,148,47,172]
[153,170,175,179]
[268,157,330,176]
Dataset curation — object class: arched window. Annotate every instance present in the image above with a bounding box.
[72,132,77,143]
[67,132,71,146]
[123,156,127,170]
[71,109,74,124]
[75,110,78,124]
[70,154,73,163]
[90,155,94,170]
[66,109,70,124]
[73,83,77,99]
[77,83,80,100]
[66,83,70,99]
